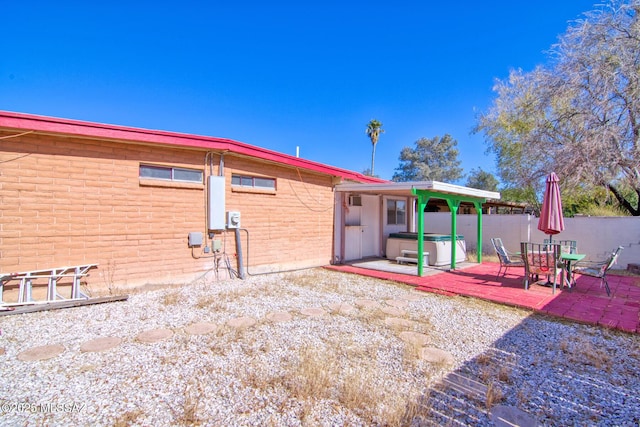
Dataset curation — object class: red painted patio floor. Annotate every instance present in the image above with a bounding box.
[325,262,640,334]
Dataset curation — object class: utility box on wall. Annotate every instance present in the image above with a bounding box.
[227,211,241,229]
[188,231,203,247]
[208,176,226,231]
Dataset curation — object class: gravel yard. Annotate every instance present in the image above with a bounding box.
[1,268,638,426]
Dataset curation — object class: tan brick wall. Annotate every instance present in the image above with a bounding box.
[222,155,335,273]
[0,132,336,293]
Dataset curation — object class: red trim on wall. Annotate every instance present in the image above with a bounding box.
[0,111,387,184]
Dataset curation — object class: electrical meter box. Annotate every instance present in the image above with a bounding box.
[207,176,226,231]
[226,211,241,229]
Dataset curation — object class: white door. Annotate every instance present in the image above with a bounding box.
[361,195,380,258]
[344,205,362,261]
[343,195,380,260]
[345,226,363,260]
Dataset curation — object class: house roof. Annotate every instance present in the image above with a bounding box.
[335,181,500,201]
[0,110,386,184]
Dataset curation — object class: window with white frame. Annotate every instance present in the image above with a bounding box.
[387,199,406,225]
[139,164,203,183]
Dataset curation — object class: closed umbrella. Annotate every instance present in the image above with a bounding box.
[537,172,565,287]
[538,172,565,240]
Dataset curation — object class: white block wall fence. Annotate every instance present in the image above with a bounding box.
[422,213,640,267]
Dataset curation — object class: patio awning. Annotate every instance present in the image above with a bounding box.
[335,181,499,199]
[335,181,500,275]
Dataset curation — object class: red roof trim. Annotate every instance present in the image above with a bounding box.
[0,111,387,184]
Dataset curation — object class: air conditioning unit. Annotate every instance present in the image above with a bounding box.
[349,195,362,206]
[226,211,241,229]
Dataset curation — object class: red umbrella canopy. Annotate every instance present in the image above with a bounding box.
[538,172,565,235]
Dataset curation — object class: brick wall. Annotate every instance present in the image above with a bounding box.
[0,132,336,292]
[222,155,335,273]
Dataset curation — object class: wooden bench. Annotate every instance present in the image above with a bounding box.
[396,250,430,265]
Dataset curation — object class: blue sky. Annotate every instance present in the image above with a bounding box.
[1,1,594,183]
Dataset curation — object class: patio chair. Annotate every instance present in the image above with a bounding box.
[573,246,623,297]
[543,238,577,254]
[520,242,563,293]
[491,238,524,279]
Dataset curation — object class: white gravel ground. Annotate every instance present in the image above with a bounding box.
[1,268,638,426]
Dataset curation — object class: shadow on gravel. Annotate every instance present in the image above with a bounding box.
[413,315,640,426]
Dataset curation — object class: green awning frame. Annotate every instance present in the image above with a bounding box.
[412,188,486,276]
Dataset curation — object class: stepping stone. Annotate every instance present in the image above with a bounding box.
[354,299,381,309]
[442,372,487,399]
[266,311,293,322]
[327,303,355,314]
[400,293,423,302]
[227,316,257,329]
[185,322,218,335]
[17,344,65,361]
[137,328,174,343]
[385,299,409,309]
[80,337,122,353]
[385,317,416,329]
[0,347,5,356]
[418,347,455,365]
[300,308,326,317]
[398,331,429,347]
[490,405,538,427]
[381,306,406,317]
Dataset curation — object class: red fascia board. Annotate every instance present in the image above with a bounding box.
[0,111,386,183]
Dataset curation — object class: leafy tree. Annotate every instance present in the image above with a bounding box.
[392,134,463,182]
[365,119,384,176]
[466,168,499,191]
[361,168,379,178]
[560,186,625,217]
[500,186,539,207]
[475,0,640,215]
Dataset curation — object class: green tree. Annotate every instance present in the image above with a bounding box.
[500,185,540,213]
[392,134,463,182]
[475,0,640,215]
[365,119,384,176]
[361,168,379,178]
[466,168,499,191]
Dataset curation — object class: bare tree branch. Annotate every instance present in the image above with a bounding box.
[475,0,640,215]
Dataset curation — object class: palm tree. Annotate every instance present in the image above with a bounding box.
[365,119,384,176]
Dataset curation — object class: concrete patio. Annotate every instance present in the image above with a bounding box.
[326,260,640,334]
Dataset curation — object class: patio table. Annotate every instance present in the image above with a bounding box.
[560,253,585,289]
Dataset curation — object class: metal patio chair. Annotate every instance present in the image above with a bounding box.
[573,246,623,297]
[543,238,577,254]
[491,238,524,279]
[521,242,563,293]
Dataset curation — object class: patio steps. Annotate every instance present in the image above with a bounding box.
[396,250,429,265]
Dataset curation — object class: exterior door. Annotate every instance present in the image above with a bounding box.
[344,204,363,261]
[361,195,380,258]
[343,195,381,260]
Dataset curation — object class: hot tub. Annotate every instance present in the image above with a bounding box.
[385,232,467,266]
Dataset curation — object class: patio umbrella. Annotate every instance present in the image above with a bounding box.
[538,172,565,242]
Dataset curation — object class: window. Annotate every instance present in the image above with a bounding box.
[387,199,406,225]
[231,174,276,189]
[140,165,203,183]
